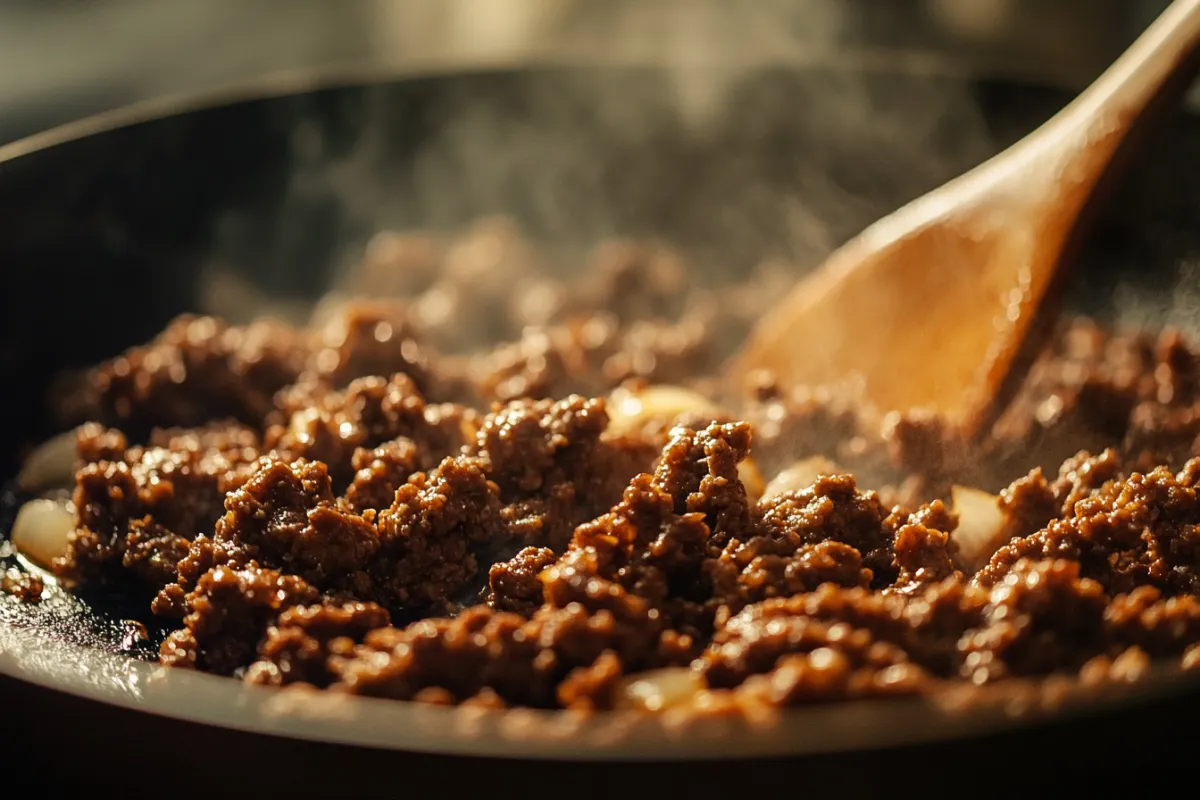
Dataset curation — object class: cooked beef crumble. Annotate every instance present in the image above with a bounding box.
[11,218,1200,715]
[2,567,44,603]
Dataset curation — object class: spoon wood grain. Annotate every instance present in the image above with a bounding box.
[730,0,1200,442]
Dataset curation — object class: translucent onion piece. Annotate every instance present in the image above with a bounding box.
[615,667,706,712]
[739,458,766,505]
[10,498,75,569]
[18,430,77,492]
[761,456,841,501]
[606,384,722,437]
[950,485,1010,569]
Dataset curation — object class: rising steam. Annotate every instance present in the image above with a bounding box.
[197,0,1005,332]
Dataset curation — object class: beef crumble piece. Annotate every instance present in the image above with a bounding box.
[474,395,656,552]
[700,589,933,701]
[488,545,557,614]
[147,420,264,461]
[962,558,1110,682]
[342,438,424,514]
[1103,586,1200,658]
[883,412,973,503]
[700,466,908,618]
[246,600,391,687]
[368,456,503,612]
[474,327,582,404]
[708,538,870,614]
[470,309,716,406]
[160,565,320,675]
[541,474,714,643]
[328,597,690,709]
[122,518,193,589]
[54,315,306,435]
[700,575,988,690]
[747,474,897,588]
[653,421,755,544]
[601,317,713,388]
[489,421,765,641]
[306,299,433,393]
[742,386,867,480]
[975,456,1200,596]
[2,567,45,603]
[987,318,1149,476]
[153,458,379,615]
[890,500,960,593]
[264,373,474,489]
[57,423,263,588]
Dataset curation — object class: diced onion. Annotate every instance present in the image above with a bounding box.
[606,384,722,437]
[615,667,706,712]
[11,498,75,569]
[18,431,77,492]
[761,456,841,500]
[739,458,765,505]
[950,485,1009,569]
[606,384,763,502]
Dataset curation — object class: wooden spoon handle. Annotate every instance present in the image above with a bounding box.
[970,0,1200,442]
[1007,0,1200,200]
[1063,0,1200,128]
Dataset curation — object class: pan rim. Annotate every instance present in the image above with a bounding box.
[0,45,1062,167]
[2,610,1197,759]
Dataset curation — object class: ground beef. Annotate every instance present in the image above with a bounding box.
[264,373,474,489]
[368,455,503,612]
[1102,585,1200,657]
[151,458,379,616]
[488,545,557,614]
[328,598,689,709]
[475,395,657,552]
[2,567,44,602]
[891,501,960,592]
[749,474,896,586]
[975,457,1200,596]
[9,217,1200,718]
[342,438,425,514]
[53,315,306,436]
[306,299,433,393]
[122,518,193,589]
[474,327,582,404]
[160,565,320,675]
[962,558,1111,682]
[701,590,929,696]
[59,419,268,585]
[246,600,391,687]
[653,422,755,543]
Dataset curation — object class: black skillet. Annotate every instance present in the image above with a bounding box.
[2,60,1199,794]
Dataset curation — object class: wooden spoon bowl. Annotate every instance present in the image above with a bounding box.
[731,0,1200,442]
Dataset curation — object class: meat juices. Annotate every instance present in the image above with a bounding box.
[9,215,1200,716]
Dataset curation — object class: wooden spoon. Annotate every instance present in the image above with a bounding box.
[729,0,1200,442]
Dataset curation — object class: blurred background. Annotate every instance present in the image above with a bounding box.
[2,0,1197,437]
[0,0,1179,147]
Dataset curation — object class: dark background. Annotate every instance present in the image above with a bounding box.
[3,670,1195,796]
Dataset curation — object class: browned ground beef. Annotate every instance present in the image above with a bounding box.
[16,217,1200,714]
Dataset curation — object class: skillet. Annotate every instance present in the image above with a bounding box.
[2,53,1200,792]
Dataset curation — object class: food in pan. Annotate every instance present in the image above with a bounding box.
[5,216,1200,716]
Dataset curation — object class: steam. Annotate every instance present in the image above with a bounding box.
[198,0,1003,329]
